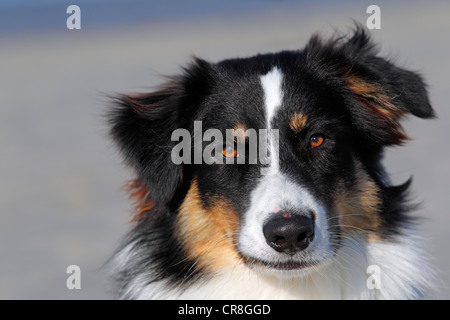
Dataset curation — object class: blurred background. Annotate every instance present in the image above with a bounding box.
[0,0,449,299]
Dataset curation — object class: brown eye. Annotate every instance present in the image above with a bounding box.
[222,145,237,158]
[309,134,324,148]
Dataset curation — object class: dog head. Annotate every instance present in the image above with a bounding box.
[110,27,434,277]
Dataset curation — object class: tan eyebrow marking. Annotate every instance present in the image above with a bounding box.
[233,123,249,143]
[345,75,403,121]
[289,112,308,133]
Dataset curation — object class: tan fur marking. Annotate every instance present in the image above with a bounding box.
[289,112,308,133]
[176,179,241,271]
[232,123,249,143]
[336,161,382,240]
[125,179,155,222]
[345,75,404,121]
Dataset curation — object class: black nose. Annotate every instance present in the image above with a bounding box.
[263,213,315,254]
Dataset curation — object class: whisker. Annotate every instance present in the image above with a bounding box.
[329,224,372,234]
[326,213,374,221]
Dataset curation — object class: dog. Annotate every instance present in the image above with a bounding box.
[108,26,435,299]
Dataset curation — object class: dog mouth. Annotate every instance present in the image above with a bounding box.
[242,256,322,271]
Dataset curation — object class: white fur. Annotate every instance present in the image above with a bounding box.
[238,173,333,271]
[117,227,434,300]
[260,67,283,175]
[260,67,283,128]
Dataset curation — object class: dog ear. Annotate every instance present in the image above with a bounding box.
[306,26,435,146]
[109,58,215,209]
[343,28,434,145]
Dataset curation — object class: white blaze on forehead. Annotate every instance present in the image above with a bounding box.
[260,67,283,175]
[260,67,283,125]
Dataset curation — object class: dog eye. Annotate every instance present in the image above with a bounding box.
[309,134,325,148]
[222,144,237,158]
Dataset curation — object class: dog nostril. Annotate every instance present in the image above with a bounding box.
[297,230,314,242]
[263,214,315,254]
[274,235,285,243]
[297,232,307,242]
[273,235,287,247]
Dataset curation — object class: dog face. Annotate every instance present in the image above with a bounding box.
[110,28,433,278]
